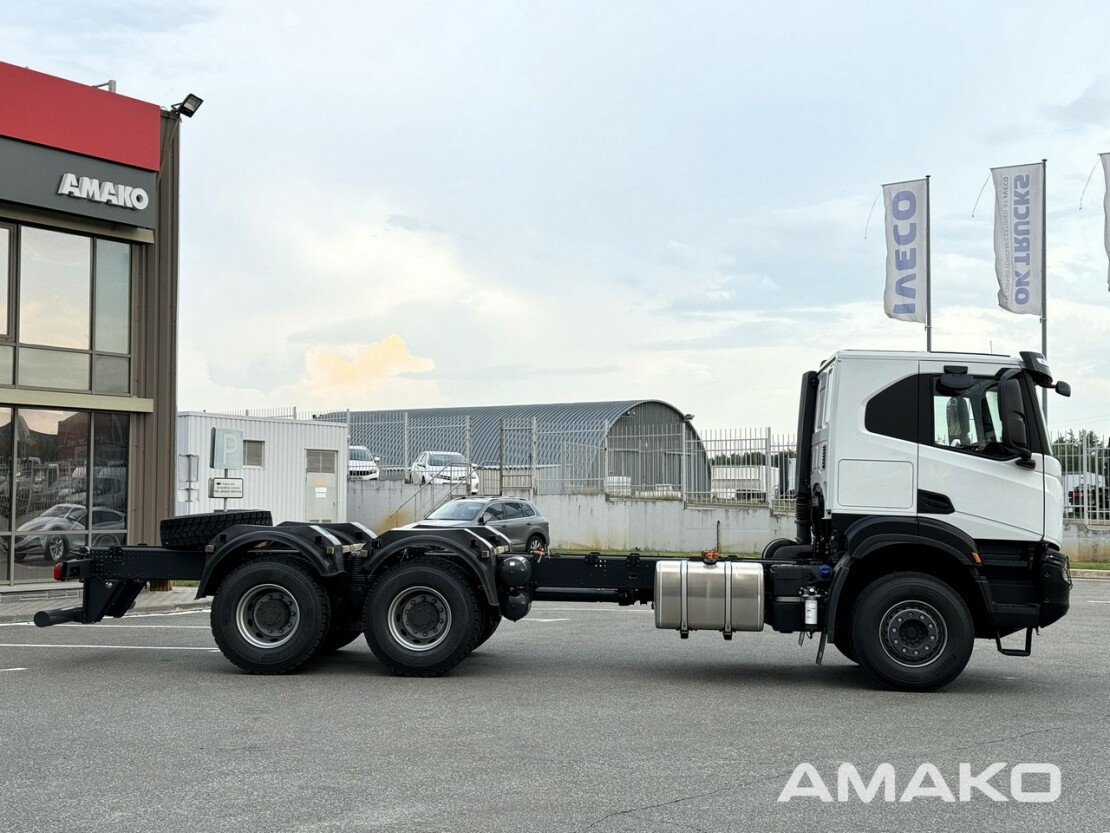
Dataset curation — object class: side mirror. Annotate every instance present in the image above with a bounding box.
[478,514,489,525]
[1055,381,1071,397]
[999,376,1034,467]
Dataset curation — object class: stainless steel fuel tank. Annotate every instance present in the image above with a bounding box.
[654,560,764,632]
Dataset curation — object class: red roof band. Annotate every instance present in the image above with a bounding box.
[0,61,161,172]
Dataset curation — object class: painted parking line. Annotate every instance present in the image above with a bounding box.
[0,623,211,629]
[519,618,570,623]
[1089,600,1110,604]
[0,643,219,652]
[0,667,27,672]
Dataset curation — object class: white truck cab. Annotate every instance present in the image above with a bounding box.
[809,350,1065,546]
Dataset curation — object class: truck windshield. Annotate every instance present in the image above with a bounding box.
[427,500,483,521]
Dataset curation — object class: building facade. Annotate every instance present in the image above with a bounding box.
[176,413,349,524]
[0,63,181,584]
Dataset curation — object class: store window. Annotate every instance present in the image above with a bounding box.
[0,223,133,394]
[1,407,129,584]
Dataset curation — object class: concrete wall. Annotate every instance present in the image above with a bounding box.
[348,481,795,554]
[348,482,1110,561]
[1062,521,1110,562]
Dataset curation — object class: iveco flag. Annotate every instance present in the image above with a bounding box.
[1102,153,1110,292]
[883,179,928,323]
[992,163,1044,315]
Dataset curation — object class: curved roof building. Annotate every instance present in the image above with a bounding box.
[318,400,710,495]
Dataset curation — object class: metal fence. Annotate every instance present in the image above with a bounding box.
[203,407,800,510]
[197,408,1104,526]
[1052,435,1110,526]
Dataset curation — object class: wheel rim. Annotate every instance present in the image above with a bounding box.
[387,585,452,652]
[878,599,947,667]
[47,537,65,562]
[528,537,542,551]
[235,584,300,649]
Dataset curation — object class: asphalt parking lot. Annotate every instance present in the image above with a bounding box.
[0,582,1107,833]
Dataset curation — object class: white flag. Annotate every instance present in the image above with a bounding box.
[1102,153,1110,292]
[992,163,1044,315]
[883,179,928,323]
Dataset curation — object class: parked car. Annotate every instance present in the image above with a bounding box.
[14,503,126,563]
[406,451,479,494]
[401,496,549,553]
[348,445,380,481]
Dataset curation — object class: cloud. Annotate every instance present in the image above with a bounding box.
[1044,79,1110,130]
[303,335,434,393]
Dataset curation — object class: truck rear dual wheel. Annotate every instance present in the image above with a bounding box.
[211,557,331,674]
[363,559,482,676]
[474,607,502,650]
[850,572,974,692]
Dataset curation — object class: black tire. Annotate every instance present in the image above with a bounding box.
[161,510,273,550]
[834,638,858,664]
[315,590,363,656]
[851,572,974,692]
[473,606,502,650]
[363,558,481,676]
[45,535,69,564]
[525,534,545,553]
[317,626,362,655]
[210,556,331,674]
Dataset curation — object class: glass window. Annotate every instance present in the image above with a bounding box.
[94,240,131,353]
[0,408,11,581]
[13,410,89,581]
[502,501,524,519]
[18,348,90,390]
[485,502,506,521]
[0,225,9,337]
[244,440,265,468]
[0,344,12,386]
[93,413,128,526]
[93,355,129,394]
[932,377,1009,459]
[19,227,91,350]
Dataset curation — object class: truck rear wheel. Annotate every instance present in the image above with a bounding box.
[211,556,331,674]
[851,572,973,692]
[363,559,481,676]
[473,607,502,650]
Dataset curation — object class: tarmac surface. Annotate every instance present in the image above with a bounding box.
[0,581,1107,833]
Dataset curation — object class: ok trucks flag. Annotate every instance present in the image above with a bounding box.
[883,178,929,323]
[1102,153,1110,291]
[992,163,1044,315]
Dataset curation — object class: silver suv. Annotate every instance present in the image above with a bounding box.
[404,497,549,553]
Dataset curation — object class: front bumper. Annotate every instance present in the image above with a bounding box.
[1037,550,1071,629]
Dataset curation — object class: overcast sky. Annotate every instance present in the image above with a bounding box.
[4,1,1110,433]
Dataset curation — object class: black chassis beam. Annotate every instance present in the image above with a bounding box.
[37,545,210,627]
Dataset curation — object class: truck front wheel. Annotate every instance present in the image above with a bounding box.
[211,557,331,674]
[363,559,481,676]
[850,572,973,692]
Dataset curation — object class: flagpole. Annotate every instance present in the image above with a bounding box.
[925,174,932,352]
[1041,159,1048,422]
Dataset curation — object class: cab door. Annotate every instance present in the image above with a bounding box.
[917,359,1044,542]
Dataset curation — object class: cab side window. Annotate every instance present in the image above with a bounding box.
[931,377,1010,459]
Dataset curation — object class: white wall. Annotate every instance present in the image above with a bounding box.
[177,413,349,523]
[348,481,795,554]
